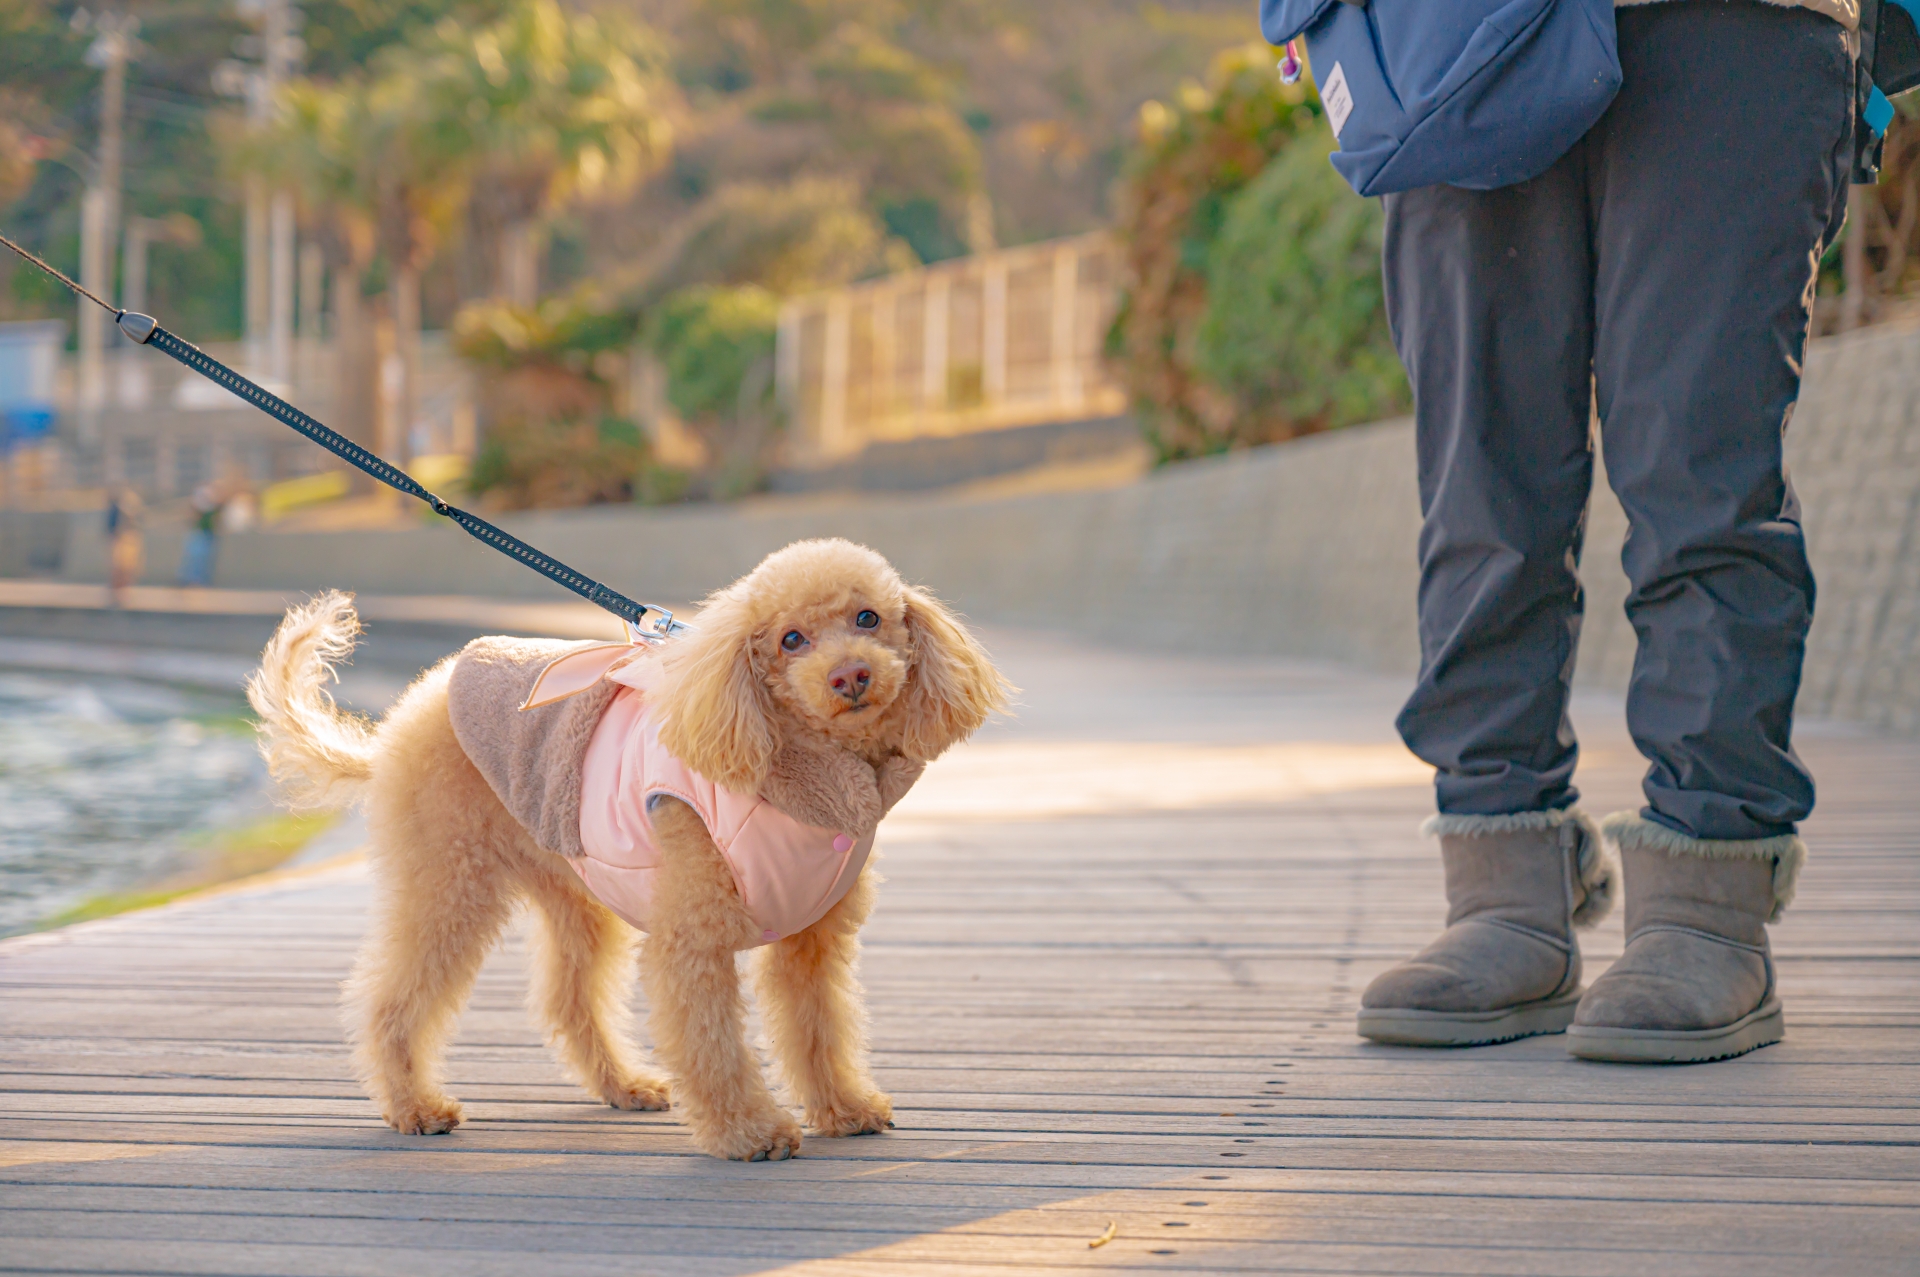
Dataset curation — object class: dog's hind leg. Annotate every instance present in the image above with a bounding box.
[753,865,893,1138]
[344,840,513,1135]
[641,797,802,1161]
[342,664,517,1136]
[521,858,670,1112]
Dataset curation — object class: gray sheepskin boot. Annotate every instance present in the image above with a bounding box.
[1357,810,1617,1046]
[1566,813,1804,1064]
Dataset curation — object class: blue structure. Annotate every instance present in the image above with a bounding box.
[0,320,65,453]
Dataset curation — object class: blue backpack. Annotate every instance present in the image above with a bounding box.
[1259,0,1622,198]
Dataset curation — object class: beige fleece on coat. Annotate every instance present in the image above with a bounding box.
[446,636,623,860]
[1616,0,1858,32]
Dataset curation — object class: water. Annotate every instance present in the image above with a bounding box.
[0,668,268,936]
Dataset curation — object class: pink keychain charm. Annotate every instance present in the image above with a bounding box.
[1278,39,1303,85]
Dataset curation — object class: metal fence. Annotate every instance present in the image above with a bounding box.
[775,232,1127,463]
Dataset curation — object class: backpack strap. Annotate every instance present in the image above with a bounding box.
[1880,0,1920,96]
[1857,0,1920,183]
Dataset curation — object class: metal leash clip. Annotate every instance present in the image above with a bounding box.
[624,610,691,645]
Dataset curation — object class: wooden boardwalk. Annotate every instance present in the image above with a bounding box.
[3,629,1918,1275]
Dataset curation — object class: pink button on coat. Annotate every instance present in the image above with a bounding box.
[573,656,874,946]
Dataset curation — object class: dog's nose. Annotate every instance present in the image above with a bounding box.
[828,661,872,702]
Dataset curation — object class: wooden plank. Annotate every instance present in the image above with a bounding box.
[4,630,1920,1274]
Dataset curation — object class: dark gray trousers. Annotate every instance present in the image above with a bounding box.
[1383,0,1855,841]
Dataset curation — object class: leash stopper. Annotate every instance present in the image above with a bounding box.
[116,311,157,344]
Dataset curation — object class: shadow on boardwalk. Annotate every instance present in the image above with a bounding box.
[3,627,1918,1275]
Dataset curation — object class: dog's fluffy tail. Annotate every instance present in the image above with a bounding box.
[246,590,376,810]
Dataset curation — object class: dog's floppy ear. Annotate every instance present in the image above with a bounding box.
[897,586,1011,761]
[654,591,778,793]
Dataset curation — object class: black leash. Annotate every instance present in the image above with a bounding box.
[1,229,679,635]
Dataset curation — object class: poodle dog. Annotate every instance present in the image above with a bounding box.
[246,539,1008,1161]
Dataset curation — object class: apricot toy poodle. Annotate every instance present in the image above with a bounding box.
[246,538,1009,1160]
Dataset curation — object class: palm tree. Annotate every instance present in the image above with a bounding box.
[358,67,472,464]
[410,0,673,305]
[241,74,468,465]
[233,0,671,467]
[236,81,381,448]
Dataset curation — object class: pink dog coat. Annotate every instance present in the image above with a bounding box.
[559,650,874,947]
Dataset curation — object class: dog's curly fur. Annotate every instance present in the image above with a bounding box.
[247,539,1010,1161]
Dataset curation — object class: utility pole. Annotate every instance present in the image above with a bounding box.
[297,240,324,386]
[74,10,140,441]
[221,0,302,383]
[119,214,200,407]
[119,217,158,409]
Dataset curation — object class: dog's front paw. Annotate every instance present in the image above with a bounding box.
[809,1090,894,1138]
[605,1075,672,1112]
[700,1106,804,1162]
[765,743,884,835]
[385,1095,463,1135]
[876,755,925,814]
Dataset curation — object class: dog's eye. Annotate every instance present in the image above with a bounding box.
[855,610,879,630]
[781,630,808,652]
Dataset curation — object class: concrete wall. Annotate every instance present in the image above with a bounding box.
[0,512,69,577]
[42,316,1920,734]
[59,418,1426,664]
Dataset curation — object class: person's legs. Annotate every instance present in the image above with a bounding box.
[1359,144,1618,1046]
[1385,166,1597,819]
[178,530,213,587]
[1570,0,1854,1062]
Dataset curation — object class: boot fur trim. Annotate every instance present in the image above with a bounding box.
[1422,809,1617,930]
[1600,812,1806,922]
[1424,809,1580,838]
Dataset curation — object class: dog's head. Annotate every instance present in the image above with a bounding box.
[653,539,1010,793]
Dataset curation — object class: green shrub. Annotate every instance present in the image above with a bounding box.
[453,291,651,509]
[467,415,650,508]
[634,462,694,505]
[645,285,779,421]
[644,284,783,498]
[452,291,637,373]
[1194,125,1408,440]
[1106,44,1325,461]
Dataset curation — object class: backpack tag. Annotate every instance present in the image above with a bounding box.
[1321,62,1354,139]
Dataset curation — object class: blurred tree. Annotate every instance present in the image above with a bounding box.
[239,0,671,462]
[0,0,247,335]
[467,413,652,507]
[236,68,468,460]
[641,177,897,298]
[668,0,986,265]
[645,284,778,423]
[686,0,907,87]
[1825,101,1920,330]
[0,92,45,213]
[362,67,473,464]
[1106,44,1323,461]
[296,0,513,77]
[408,0,673,304]
[1873,107,1920,297]
[644,283,781,498]
[453,289,646,507]
[236,80,380,443]
[1195,124,1407,445]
